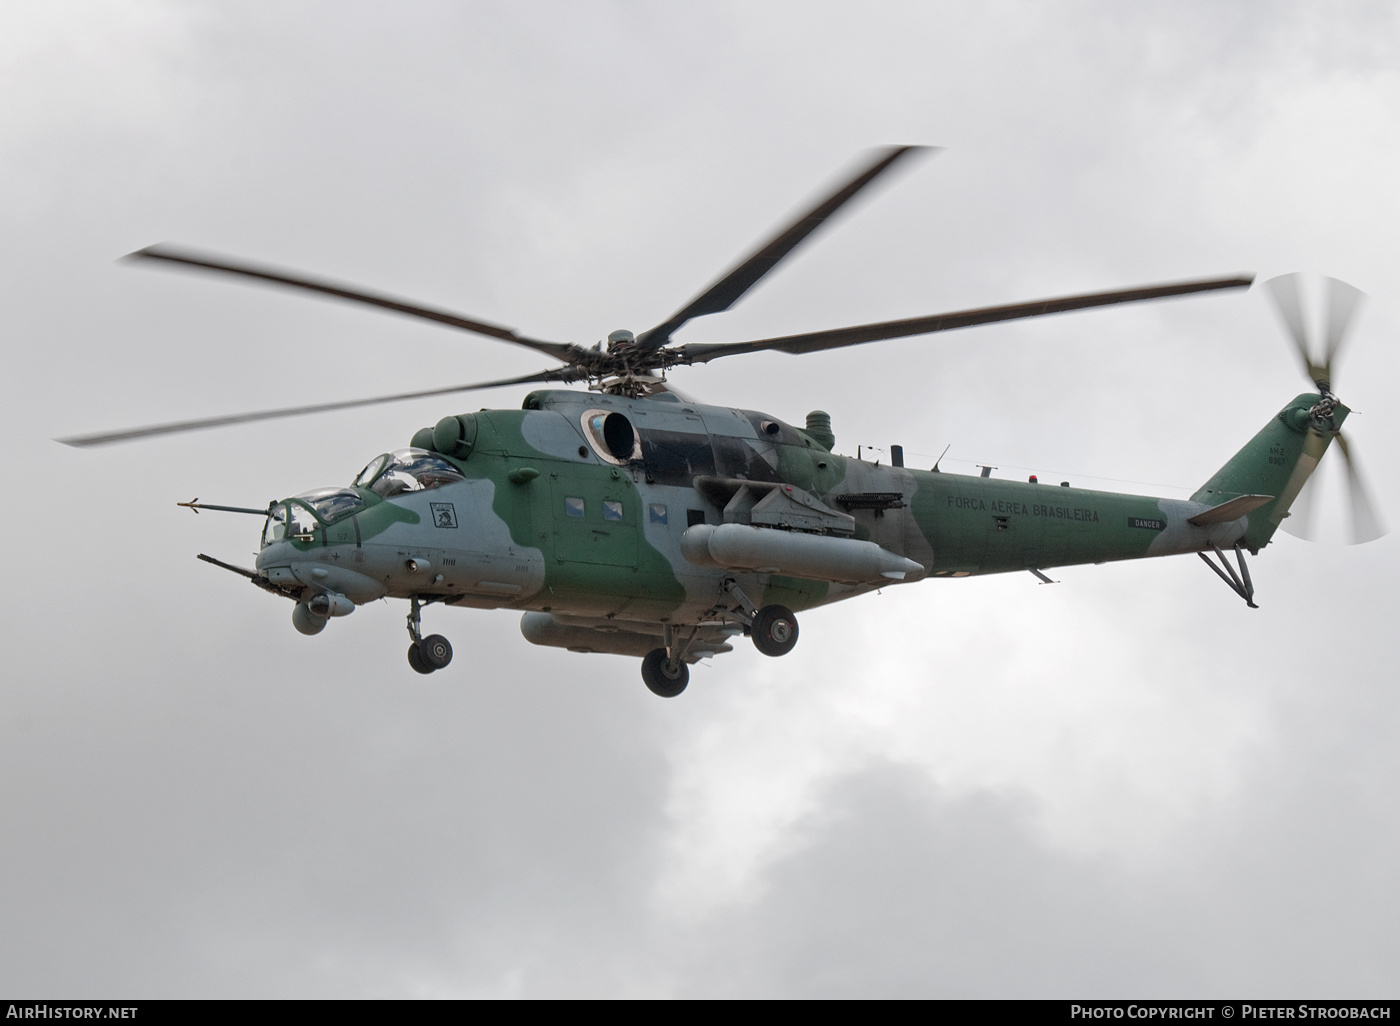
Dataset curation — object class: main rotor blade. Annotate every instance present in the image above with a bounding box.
[679,275,1254,364]
[1323,276,1365,375]
[1334,431,1386,544]
[1263,273,1328,389]
[635,146,930,350]
[57,368,572,447]
[128,245,578,362]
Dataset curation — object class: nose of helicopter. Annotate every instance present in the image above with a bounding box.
[253,498,387,604]
[253,537,288,572]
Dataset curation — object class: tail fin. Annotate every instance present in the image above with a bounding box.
[1192,393,1346,552]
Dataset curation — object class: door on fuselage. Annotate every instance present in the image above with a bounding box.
[547,468,639,570]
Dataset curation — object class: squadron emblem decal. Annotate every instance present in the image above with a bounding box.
[430,502,458,529]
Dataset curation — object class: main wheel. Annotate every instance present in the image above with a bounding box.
[641,647,689,698]
[419,634,453,670]
[751,604,799,657]
[407,642,435,675]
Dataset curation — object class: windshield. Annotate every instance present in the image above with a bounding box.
[261,502,321,545]
[263,504,287,547]
[354,454,388,488]
[363,448,465,498]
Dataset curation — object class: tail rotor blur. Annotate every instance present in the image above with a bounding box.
[1334,432,1385,544]
[1262,273,1385,544]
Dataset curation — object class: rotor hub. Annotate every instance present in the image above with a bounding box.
[1306,393,1343,434]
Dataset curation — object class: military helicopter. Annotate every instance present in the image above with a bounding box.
[61,146,1383,696]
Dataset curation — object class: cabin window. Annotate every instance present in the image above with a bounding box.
[603,500,624,522]
[565,496,585,518]
[687,509,706,527]
[649,503,668,525]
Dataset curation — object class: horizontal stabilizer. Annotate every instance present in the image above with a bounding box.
[1188,494,1275,526]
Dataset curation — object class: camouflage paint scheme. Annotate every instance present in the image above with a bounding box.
[253,388,1342,664]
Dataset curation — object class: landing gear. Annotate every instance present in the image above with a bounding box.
[419,634,453,669]
[405,596,453,674]
[1199,543,1259,609]
[751,604,798,657]
[407,642,434,675]
[641,648,689,698]
[719,580,800,659]
[408,635,452,674]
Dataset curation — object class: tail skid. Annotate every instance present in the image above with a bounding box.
[1198,543,1258,608]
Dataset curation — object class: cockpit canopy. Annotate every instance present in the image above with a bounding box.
[261,487,364,547]
[261,450,466,549]
[354,448,465,499]
[262,502,318,546]
[297,487,366,521]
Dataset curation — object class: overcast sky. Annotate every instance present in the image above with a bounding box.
[2,0,1398,998]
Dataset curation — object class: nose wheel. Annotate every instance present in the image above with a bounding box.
[407,641,434,674]
[408,634,453,673]
[406,596,453,674]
